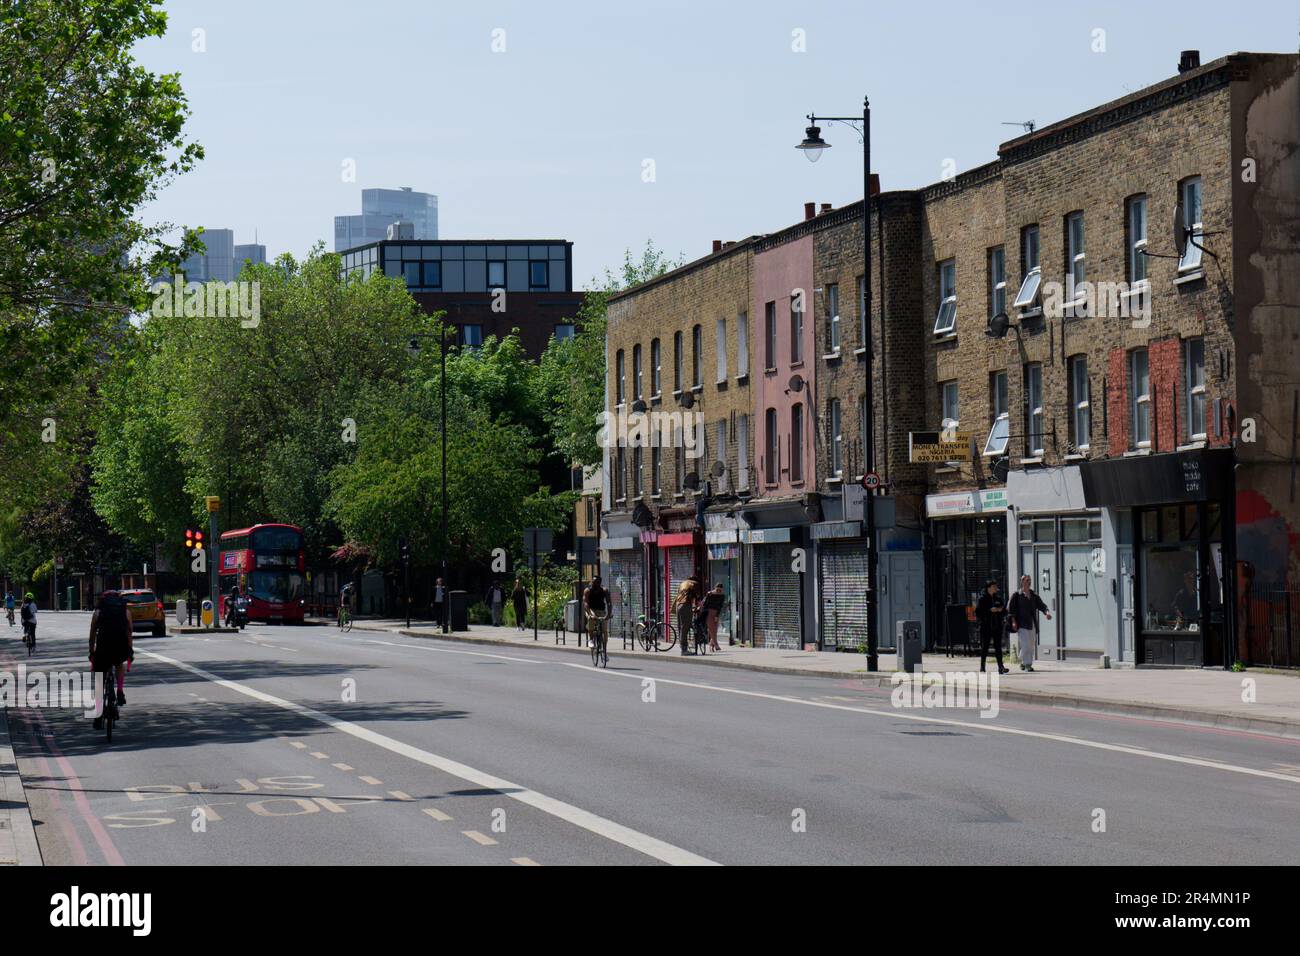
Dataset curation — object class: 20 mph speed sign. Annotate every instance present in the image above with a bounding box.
[861,472,882,490]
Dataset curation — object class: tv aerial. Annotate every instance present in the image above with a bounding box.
[1001,120,1036,134]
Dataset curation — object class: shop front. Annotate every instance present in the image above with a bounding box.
[813,521,869,651]
[925,490,1009,651]
[704,511,744,645]
[1079,448,1235,668]
[1006,467,1113,662]
[601,524,643,643]
[745,526,803,649]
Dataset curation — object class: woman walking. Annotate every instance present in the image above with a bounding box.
[511,578,528,630]
[1007,574,1051,672]
[702,583,725,652]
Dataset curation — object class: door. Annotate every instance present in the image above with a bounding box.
[882,551,925,652]
[1034,546,1058,659]
[1117,545,1134,662]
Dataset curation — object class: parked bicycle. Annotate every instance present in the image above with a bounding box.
[633,611,677,652]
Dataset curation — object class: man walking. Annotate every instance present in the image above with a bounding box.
[432,577,446,629]
[486,580,505,627]
[976,579,1008,674]
[511,578,527,630]
[1007,574,1051,672]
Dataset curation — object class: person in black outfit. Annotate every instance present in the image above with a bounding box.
[511,578,528,630]
[976,579,1008,674]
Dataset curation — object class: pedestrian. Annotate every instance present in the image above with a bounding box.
[702,583,725,652]
[672,580,697,656]
[1007,573,1051,672]
[432,577,446,628]
[486,580,505,627]
[511,577,528,630]
[976,579,1008,674]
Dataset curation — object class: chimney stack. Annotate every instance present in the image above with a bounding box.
[712,240,723,253]
[804,202,816,221]
[820,203,833,215]
[1178,50,1200,73]
[868,174,881,197]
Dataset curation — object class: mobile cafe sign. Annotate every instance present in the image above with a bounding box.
[909,431,972,463]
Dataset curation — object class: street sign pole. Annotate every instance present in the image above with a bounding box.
[531,529,539,642]
[205,497,221,615]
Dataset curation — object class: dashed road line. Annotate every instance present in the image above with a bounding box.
[359,775,382,785]
[511,857,540,866]
[423,808,452,822]
[309,751,330,759]
[388,790,413,801]
[333,763,354,771]
[463,830,497,846]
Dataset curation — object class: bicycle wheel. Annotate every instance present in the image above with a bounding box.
[635,622,653,652]
[103,672,115,743]
[590,628,600,666]
[655,622,677,652]
[342,611,353,633]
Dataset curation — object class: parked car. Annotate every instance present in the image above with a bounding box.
[118,589,167,637]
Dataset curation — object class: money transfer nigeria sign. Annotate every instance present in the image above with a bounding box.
[909,431,972,463]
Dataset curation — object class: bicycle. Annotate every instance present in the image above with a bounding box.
[22,622,34,657]
[633,611,677,653]
[99,665,119,743]
[587,613,609,668]
[338,605,353,633]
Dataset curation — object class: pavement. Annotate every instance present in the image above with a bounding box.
[5,613,1300,865]
[0,709,42,865]
[324,617,1300,738]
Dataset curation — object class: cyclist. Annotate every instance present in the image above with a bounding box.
[89,591,133,727]
[4,589,14,626]
[583,574,610,657]
[338,581,355,627]
[19,592,37,648]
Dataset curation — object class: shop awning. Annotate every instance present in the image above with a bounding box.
[1078,448,1233,507]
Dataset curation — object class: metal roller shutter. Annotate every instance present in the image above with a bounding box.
[608,552,643,641]
[666,547,695,616]
[753,543,801,649]
[820,539,870,650]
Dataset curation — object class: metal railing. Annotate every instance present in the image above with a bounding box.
[1241,587,1300,669]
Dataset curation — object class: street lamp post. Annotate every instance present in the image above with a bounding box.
[407,323,451,634]
[797,96,879,671]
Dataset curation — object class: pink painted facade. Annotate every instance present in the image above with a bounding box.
[751,235,816,497]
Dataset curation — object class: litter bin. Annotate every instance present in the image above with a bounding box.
[448,590,468,631]
[565,599,583,634]
[897,619,922,673]
[65,586,79,611]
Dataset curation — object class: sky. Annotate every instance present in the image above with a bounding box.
[134,0,1300,285]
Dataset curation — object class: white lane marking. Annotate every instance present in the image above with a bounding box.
[423,807,452,822]
[339,639,1300,789]
[142,650,718,866]
[333,763,354,771]
[463,830,497,846]
[388,790,413,801]
[359,775,383,786]
[512,856,540,866]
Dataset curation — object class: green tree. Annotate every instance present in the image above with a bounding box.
[539,241,683,466]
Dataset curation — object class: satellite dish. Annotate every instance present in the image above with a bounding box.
[631,502,654,528]
[788,373,805,393]
[986,312,1010,339]
[710,460,726,478]
[630,398,648,413]
[991,457,1010,483]
[683,473,701,491]
[1173,198,1189,258]
[679,391,695,409]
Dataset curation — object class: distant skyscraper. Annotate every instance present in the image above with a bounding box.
[180,230,265,282]
[334,187,438,251]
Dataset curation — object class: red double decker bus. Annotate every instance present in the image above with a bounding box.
[218,523,307,624]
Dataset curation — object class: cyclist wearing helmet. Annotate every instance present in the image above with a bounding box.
[19,592,37,645]
[89,591,133,726]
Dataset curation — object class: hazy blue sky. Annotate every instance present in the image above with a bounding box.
[136,0,1298,284]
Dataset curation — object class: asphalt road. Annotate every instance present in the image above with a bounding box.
[5,612,1299,865]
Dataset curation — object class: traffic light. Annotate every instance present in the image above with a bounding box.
[185,528,205,551]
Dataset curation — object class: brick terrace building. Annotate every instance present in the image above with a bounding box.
[600,50,1299,667]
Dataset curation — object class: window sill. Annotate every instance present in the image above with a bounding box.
[764,367,778,374]
[691,385,703,394]
[790,361,805,370]
[735,372,749,384]
[1173,270,1205,286]
[854,346,868,358]
[1018,307,1043,319]
[822,351,843,362]
[1176,440,1207,452]
[672,390,682,399]
[1061,300,1090,320]
[934,466,960,474]
[1063,453,1086,462]
[1123,448,1152,457]
[1019,457,1044,466]
[982,448,1009,459]
[933,332,958,343]
[826,477,843,486]
[650,393,662,405]
[1120,283,1150,300]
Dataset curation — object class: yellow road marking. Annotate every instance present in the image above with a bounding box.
[423,808,452,822]
[463,830,497,846]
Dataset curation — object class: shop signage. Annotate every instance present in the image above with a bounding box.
[811,521,862,540]
[742,528,792,545]
[1079,448,1232,507]
[978,489,1008,512]
[909,431,972,463]
[926,492,975,516]
[600,537,635,551]
[705,530,739,544]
